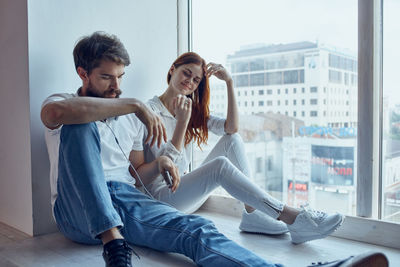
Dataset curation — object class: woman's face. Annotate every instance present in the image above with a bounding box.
[169,63,204,96]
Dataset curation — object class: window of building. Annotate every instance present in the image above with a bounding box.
[267,89,272,95]
[258,101,264,106]
[285,100,288,105]
[302,87,305,93]
[293,88,297,94]
[302,111,305,117]
[258,89,264,95]
[285,88,288,94]
[293,99,297,105]
[310,86,318,93]
[267,100,273,106]
[310,111,318,117]
[310,99,318,105]
[293,111,297,117]
[302,99,305,105]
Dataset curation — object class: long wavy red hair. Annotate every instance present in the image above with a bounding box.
[167,52,210,148]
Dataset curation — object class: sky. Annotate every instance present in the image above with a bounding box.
[192,0,400,107]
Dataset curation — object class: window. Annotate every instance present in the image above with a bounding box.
[302,99,305,105]
[277,89,281,94]
[293,88,297,94]
[293,111,297,117]
[267,89,272,95]
[190,1,400,247]
[267,100,273,106]
[258,101,264,106]
[293,99,297,105]
[258,89,264,95]
[382,0,400,224]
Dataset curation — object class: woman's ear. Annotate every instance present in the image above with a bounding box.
[169,65,175,76]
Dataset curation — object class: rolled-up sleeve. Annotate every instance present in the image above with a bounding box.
[207,115,226,136]
[156,140,185,163]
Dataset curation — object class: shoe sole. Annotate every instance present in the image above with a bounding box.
[342,251,389,267]
[239,223,289,235]
[291,214,345,244]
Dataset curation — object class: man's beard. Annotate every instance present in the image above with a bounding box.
[86,81,122,98]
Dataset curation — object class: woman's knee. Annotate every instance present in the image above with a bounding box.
[223,132,243,143]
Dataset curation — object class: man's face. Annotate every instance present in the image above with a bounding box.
[83,60,125,98]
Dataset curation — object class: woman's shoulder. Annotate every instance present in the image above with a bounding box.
[146,96,162,112]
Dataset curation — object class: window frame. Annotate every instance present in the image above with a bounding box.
[180,0,400,249]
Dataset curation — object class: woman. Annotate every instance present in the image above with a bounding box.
[131,52,343,244]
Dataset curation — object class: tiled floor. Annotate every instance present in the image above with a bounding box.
[0,210,399,267]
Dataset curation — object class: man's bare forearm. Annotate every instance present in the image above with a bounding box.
[41,97,144,129]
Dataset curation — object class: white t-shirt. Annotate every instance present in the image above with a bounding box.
[42,93,144,208]
[144,96,226,193]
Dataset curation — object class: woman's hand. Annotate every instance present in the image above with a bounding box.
[173,94,192,124]
[158,156,180,192]
[206,62,233,84]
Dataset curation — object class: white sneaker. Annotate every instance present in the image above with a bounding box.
[288,205,344,244]
[239,210,289,235]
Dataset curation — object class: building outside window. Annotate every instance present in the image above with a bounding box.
[191,0,400,232]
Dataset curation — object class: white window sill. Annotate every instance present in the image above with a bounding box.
[199,195,400,250]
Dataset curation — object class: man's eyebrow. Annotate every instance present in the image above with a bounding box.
[100,72,125,78]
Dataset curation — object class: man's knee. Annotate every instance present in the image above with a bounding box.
[61,123,99,141]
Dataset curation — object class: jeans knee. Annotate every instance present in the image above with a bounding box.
[212,156,230,169]
[61,123,99,141]
[225,132,243,145]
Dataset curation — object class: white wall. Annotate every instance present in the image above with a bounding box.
[0,0,179,235]
[0,0,33,235]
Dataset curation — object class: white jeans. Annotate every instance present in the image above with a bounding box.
[153,133,284,217]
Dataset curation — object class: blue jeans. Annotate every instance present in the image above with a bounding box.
[53,123,282,267]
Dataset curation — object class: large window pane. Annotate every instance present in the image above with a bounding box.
[192,0,357,215]
[382,0,400,223]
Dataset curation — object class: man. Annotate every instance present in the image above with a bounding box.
[41,31,388,267]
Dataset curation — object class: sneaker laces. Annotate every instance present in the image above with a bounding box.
[104,241,140,267]
[301,204,326,227]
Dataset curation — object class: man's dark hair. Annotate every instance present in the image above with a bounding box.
[73,31,130,74]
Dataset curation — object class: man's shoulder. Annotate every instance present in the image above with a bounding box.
[42,92,77,107]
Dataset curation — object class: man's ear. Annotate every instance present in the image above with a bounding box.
[77,67,89,81]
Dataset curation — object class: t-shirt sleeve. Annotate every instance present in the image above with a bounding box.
[207,115,226,136]
[41,93,74,131]
[42,93,72,108]
[129,114,145,151]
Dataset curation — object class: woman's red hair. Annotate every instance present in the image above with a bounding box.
[167,52,210,148]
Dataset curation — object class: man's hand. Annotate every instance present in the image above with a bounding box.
[158,156,180,192]
[135,101,167,148]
